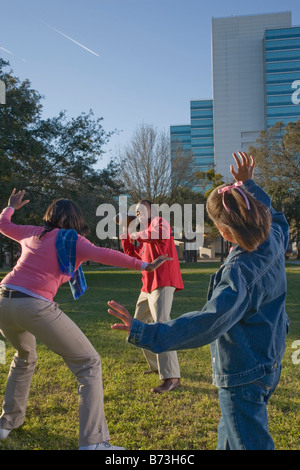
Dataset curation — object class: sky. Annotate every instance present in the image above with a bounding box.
[1,0,300,169]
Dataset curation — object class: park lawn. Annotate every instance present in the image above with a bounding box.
[0,262,299,451]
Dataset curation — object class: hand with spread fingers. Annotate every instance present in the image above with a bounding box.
[108,300,133,332]
[230,151,255,182]
[145,254,173,272]
[8,189,30,211]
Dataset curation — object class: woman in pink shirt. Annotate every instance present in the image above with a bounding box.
[0,189,169,450]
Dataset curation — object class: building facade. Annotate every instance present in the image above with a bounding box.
[170,100,214,191]
[265,25,300,128]
[190,100,214,173]
[171,11,300,183]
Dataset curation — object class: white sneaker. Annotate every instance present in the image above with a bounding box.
[0,428,11,440]
[95,441,125,450]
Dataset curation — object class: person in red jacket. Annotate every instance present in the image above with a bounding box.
[121,199,184,393]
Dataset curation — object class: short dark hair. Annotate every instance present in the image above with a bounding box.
[138,199,152,207]
[138,199,158,218]
[206,183,272,252]
[39,199,89,239]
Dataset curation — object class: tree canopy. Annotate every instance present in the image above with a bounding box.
[115,123,197,205]
[249,120,300,242]
[0,59,122,244]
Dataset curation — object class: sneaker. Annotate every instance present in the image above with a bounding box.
[95,441,125,450]
[0,428,11,440]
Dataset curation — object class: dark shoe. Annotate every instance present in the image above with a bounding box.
[151,378,181,394]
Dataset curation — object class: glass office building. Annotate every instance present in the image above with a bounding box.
[171,12,300,186]
[190,100,214,172]
[265,26,300,128]
[170,124,191,155]
[170,100,214,190]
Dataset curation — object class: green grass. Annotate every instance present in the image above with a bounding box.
[0,262,299,450]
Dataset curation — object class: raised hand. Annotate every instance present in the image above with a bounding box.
[108,300,133,332]
[230,152,255,182]
[8,189,30,210]
[145,254,173,272]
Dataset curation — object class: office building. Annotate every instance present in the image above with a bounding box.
[171,11,300,182]
[170,100,214,190]
[265,25,300,128]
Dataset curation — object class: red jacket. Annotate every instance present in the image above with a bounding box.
[121,216,184,294]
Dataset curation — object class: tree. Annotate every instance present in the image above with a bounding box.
[0,60,122,247]
[115,123,196,204]
[249,120,300,251]
[249,121,300,194]
[195,168,224,197]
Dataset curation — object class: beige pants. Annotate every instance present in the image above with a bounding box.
[134,287,181,380]
[0,296,109,448]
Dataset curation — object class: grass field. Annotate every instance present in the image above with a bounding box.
[0,262,299,451]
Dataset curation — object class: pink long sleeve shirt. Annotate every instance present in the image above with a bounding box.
[0,207,144,302]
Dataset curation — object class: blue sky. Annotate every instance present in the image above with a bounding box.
[1,0,300,168]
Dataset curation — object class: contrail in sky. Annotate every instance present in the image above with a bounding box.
[0,45,26,62]
[42,21,99,57]
[0,45,14,55]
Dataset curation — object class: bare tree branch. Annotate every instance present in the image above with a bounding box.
[116,124,195,203]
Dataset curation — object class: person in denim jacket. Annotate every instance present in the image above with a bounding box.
[108,152,289,450]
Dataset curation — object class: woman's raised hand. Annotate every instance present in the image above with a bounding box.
[145,254,173,272]
[8,189,30,210]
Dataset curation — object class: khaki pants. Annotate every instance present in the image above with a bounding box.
[134,287,180,380]
[0,296,109,448]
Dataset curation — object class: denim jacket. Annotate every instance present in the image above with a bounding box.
[127,180,290,387]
